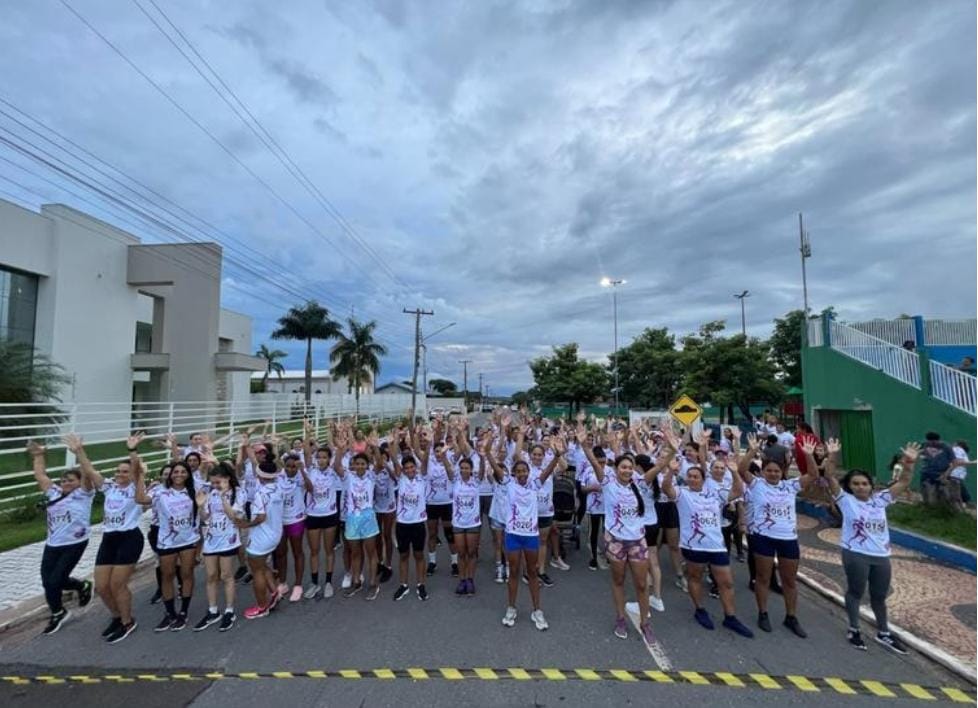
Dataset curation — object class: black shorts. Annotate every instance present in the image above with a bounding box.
[157,542,197,557]
[538,516,554,529]
[654,501,679,530]
[395,522,426,554]
[479,496,492,516]
[306,513,340,530]
[203,548,239,557]
[749,533,800,560]
[644,524,660,546]
[96,528,145,566]
[425,504,452,523]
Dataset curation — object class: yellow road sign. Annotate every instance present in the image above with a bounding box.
[669,394,702,427]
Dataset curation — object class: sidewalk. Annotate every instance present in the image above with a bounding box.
[0,513,155,614]
[796,513,976,674]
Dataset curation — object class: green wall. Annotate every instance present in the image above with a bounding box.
[802,345,977,498]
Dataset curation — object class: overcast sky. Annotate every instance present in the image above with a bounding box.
[1,0,975,393]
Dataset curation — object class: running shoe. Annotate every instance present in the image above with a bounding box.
[42,609,70,635]
[241,572,253,585]
[550,557,571,571]
[341,572,353,589]
[150,588,163,605]
[154,614,175,632]
[455,580,467,596]
[244,605,269,620]
[783,615,807,638]
[494,564,505,584]
[875,632,908,655]
[502,606,517,627]
[193,611,220,632]
[268,586,284,611]
[289,585,304,602]
[106,620,137,644]
[426,562,437,576]
[365,585,380,601]
[722,615,754,638]
[393,584,411,602]
[218,612,235,632]
[379,566,393,583]
[466,579,476,595]
[450,562,459,577]
[539,572,555,588]
[708,583,720,599]
[675,575,688,593]
[640,622,658,646]
[531,609,549,631]
[757,611,772,633]
[596,555,608,570]
[234,566,248,582]
[847,629,867,651]
[748,578,756,592]
[303,584,321,600]
[102,617,122,639]
[650,595,665,612]
[521,573,529,585]
[614,617,628,639]
[277,582,290,598]
[169,614,188,632]
[416,584,429,601]
[343,582,363,598]
[588,559,598,571]
[693,608,715,630]
[78,580,93,607]
[322,582,334,599]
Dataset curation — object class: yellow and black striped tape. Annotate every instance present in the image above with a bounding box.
[1,668,974,702]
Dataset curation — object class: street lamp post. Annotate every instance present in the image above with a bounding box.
[601,277,626,412]
[734,290,750,336]
[420,321,457,395]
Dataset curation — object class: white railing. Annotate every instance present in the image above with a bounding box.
[847,319,916,347]
[929,360,977,416]
[924,319,977,346]
[806,319,824,347]
[0,393,420,510]
[830,322,921,389]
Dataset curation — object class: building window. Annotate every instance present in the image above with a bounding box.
[0,266,38,348]
[134,321,153,354]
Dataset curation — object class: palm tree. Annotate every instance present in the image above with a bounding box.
[330,318,388,419]
[271,301,341,405]
[0,340,71,449]
[255,344,288,391]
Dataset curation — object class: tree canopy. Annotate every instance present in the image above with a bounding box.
[428,378,458,396]
[529,343,608,412]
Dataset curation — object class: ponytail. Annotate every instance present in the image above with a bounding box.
[629,481,646,518]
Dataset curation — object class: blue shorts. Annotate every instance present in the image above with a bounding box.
[505,533,540,553]
[345,510,379,540]
[749,533,800,560]
[681,548,730,567]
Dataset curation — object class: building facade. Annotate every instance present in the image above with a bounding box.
[0,198,264,404]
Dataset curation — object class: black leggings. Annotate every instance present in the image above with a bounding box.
[747,536,782,591]
[722,525,743,556]
[589,514,604,559]
[41,541,88,613]
[574,480,587,525]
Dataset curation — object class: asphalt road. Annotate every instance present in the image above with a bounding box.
[0,526,971,708]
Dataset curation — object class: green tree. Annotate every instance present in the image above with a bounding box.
[613,328,682,408]
[510,390,532,408]
[769,310,806,388]
[255,343,288,392]
[428,378,458,396]
[330,318,388,418]
[272,301,341,405]
[0,341,72,449]
[529,343,609,413]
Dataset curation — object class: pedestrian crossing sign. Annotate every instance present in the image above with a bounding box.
[669,394,702,427]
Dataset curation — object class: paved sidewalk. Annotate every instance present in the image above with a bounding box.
[797,513,977,673]
[0,513,155,613]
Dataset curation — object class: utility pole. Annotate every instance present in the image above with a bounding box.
[601,277,626,412]
[403,308,434,422]
[799,212,812,316]
[734,290,750,337]
[478,373,483,410]
[458,360,472,411]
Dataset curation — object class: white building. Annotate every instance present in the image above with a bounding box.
[253,369,371,395]
[0,198,264,405]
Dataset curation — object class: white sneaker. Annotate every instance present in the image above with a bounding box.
[531,609,549,631]
[596,555,608,570]
[502,606,517,627]
[650,595,665,612]
[341,573,352,589]
[549,557,571,571]
[675,576,688,593]
[322,582,334,599]
[303,584,321,600]
[625,601,641,617]
[494,564,505,584]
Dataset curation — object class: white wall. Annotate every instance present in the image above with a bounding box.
[219,308,254,402]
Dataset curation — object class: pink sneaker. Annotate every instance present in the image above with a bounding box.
[244,605,269,620]
[268,587,285,611]
[276,583,289,596]
[289,585,303,602]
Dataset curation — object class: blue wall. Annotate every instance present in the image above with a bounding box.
[928,345,977,367]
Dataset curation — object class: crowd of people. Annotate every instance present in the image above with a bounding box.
[29,409,924,655]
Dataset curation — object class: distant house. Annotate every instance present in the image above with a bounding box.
[250,369,368,395]
[375,381,415,395]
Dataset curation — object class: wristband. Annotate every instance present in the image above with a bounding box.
[127,447,138,452]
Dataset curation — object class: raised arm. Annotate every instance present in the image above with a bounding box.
[890,442,920,498]
[660,459,678,501]
[64,433,103,490]
[643,431,679,484]
[822,438,842,497]
[737,433,760,485]
[696,429,712,468]
[27,441,53,493]
[483,439,508,483]
[538,436,565,484]
[576,427,606,484]
[797,435,820,488]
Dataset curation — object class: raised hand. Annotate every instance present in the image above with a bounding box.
[27,440,46,457]
[825,438,841,456]
[195,489,208,508]
[62,433,84,454]
[126,431,145,450]
[800,435,817,456]
[901,441,922,463]
[698,429,712,446]
[746,432,760,452]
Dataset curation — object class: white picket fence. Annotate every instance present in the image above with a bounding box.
[846,319,916,347]
[829,322,921,389]
[924,319,977,347]
[0,393,419,511]
[929,360,977,416]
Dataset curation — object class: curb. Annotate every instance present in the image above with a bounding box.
[797,569,978,684]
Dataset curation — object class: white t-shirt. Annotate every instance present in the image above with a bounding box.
[530,465,554,518]
[240,460,258,503]
[676,486,728,552]
[305,467,339,517]
[153,486,200,550]
[777,431,796,449]
[277,472,307,525]
[746,477,802,540]
[343,471,376,517]
[374,466,396,513]
[634,474,659,527]
[202,489,246,554]
[705,471,735,528]
[45,487,95,547]
[452,476,481,529]
[581,466,607,515]
[425,457,452,505]
[248,483,284,555]
[835,489,893,557]
[489,470,509,523]
[396,474,429,524]
[951,446,969,481]
[602,476,645,541]
[100,480,142,533]
[504,478,540,537]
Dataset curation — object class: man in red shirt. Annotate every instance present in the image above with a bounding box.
[794,422,821,475]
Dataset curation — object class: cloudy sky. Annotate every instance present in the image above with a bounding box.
[1,0,975,393]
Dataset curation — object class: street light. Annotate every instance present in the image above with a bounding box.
[421,321,457,394]
[601,277,626,411]
[734,290,750,336]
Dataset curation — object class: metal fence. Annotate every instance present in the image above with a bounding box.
[924,319,977,347]
[829,322,921,389]
[0,393,418,511]
[806,319,824,347]
[929,360,977,416]
[846,319,916,347]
